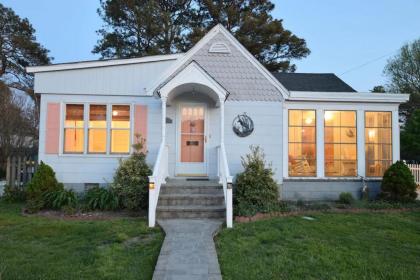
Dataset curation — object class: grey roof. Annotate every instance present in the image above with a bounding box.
[271,73,356,92]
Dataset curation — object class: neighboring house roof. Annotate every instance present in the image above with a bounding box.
[271,73,356,92]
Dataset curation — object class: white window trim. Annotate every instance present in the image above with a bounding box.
[283,102,400,180]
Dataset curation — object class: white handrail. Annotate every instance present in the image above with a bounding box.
[217,143,233,228]
[407,163,420,186]
[148,142,168,227]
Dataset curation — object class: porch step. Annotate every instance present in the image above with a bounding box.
[156,178,225,219]
[159,194,225,206]
[156,205,226,219]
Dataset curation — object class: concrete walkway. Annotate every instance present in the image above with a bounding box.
[153,219,223,280]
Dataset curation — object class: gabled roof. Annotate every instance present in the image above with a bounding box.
[271,73,356,92]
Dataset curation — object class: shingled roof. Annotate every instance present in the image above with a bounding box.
[271,73,356,92]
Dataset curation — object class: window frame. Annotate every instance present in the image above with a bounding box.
[63,103,85,154]
[88,104,108,154]
[364,111,393,177]
[110,104,132,155]
[288,109,317,177]
[61,103,133,156]
[324,110,358,177]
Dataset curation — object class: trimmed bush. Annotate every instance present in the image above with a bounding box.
[26,161,63,212]
[2,185,26,202]
[84,186,119,211]
[43,188,77,210]
[234,146,278,216]
[380,161,417,202]
[338,192,355,205]
[111,136,151,210]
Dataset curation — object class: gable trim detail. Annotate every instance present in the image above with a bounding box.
[149,24,290,99]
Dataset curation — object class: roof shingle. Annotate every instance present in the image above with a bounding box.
[271,73,356,92]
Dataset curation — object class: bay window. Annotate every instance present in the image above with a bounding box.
[111,105,131,154]
[288,110,316,177]
[324,111,357,177]
[64,104,84,153]
[365,111,392,177]
[88,105,107,153]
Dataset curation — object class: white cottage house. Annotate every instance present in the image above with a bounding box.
[27,25,408,227]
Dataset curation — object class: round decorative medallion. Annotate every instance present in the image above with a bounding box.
[232,113,254,137]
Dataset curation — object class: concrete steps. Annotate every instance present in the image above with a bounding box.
[157,179,225,219]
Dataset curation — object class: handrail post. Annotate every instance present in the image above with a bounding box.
[148,176,156,227]
[226,179,233,228]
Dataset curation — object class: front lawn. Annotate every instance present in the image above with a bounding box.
[216,211,420,280]
[0,202,163,280]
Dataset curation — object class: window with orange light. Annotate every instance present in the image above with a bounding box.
[88,105,107,153]
[288,110,316,177]
[365,112,392,177]
[111,105,131,153]
[64,104,84,153]
[324,111,357,177]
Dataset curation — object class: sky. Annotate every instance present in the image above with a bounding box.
[2,0,419,92]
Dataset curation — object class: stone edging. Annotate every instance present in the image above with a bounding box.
[234,207,420,223]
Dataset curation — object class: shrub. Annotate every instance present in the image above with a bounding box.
[84,186,119,211]
[234,146,278,216]
[2,185,26,202]
[43,188,77,210]
[380,161,417,202]
[26,161,63,212]
[338,192,355,205]
[111,136,151,210]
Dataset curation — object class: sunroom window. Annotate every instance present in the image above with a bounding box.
[324,111,357,177]
[365,111,392,177]
[111,105,131,153]
[88,105,107,153]
[64,104,84,153]
[288,110,316,177]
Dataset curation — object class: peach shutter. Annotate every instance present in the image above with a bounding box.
[134,105,148,152]
[45,103,60,154]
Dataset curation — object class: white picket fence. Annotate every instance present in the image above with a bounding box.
[407,163,420,186]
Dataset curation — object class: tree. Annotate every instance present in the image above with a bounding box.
[186,0,310,72]
[0,3,51,102]
[93,0,193,58]
[371,85,386,93]
[400,109,420,161]
[384,39,420,122]
[93,0,310,72]
[0,80,38,176]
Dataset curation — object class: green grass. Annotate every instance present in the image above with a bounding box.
[216,211,420,280]
[0,201,163,280]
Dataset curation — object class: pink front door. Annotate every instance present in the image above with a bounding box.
[177,104,207,175]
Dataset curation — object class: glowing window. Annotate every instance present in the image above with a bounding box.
[324,111,357,177]
[288,110,316,177]
[111,105,130,153]
[64,104,84,153]
[88,105,107,153]
[365,112,392,177]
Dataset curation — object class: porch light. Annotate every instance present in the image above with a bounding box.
[112,110,118,116]
[149,182,155,190]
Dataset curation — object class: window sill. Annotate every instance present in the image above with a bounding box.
[59,153,131,158]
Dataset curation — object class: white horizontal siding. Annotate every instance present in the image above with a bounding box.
[224,101,283,183]
[39,94,162,185]
[35,60,175,95]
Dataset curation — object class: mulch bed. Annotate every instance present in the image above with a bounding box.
[234,207,420,223]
